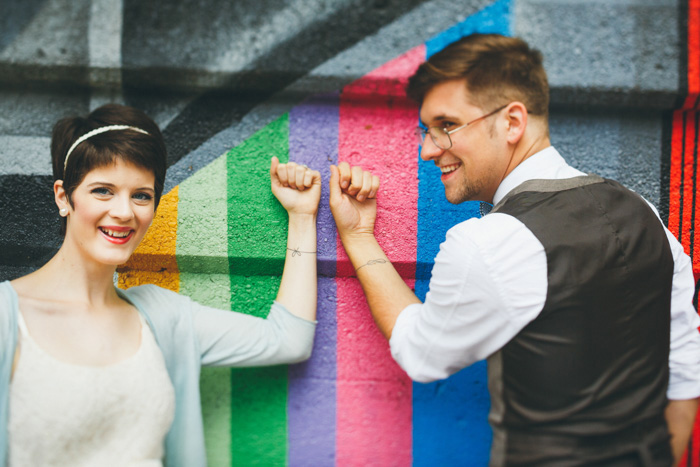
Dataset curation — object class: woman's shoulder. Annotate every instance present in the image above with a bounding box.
[117,284,195,331]
[0,281,17,309]
[118,283,190,308]
[0,281,13,295]
[0,281,18,338]
[118,284,199,358]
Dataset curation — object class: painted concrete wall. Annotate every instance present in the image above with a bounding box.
[1,0,699,465]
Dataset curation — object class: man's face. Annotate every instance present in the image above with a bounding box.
[419,79,509,204]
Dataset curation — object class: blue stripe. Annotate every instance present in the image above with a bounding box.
[414,1,512,464]
[425,0,512,58]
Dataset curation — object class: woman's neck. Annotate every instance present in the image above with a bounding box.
[29,245,121,308]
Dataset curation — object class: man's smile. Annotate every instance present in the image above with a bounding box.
[439,162,461,174]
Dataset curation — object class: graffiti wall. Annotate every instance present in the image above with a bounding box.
[1,0,698,465]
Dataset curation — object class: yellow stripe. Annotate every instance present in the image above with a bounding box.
[118,187,180,292]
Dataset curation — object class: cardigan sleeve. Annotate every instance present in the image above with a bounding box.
[124,285,316,368]
[192,299,316,367]
[0,281,19,467]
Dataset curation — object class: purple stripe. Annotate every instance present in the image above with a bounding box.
[289,92,339,277]
[287,94,338,466]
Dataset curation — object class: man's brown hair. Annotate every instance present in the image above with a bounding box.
[407,34,549,117]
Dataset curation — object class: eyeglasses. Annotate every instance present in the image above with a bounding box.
[414,104,508,150]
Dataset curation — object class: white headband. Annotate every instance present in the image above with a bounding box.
[63,125,150,171]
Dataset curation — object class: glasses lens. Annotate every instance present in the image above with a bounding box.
[428,127,451,150]
[414,127,426,145]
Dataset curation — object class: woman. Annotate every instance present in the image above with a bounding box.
[0,104,321,466]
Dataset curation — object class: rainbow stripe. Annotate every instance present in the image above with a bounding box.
[666,2,700,465]
[288,94,339,465]
[116,0,569,464]
[336,46,421,466]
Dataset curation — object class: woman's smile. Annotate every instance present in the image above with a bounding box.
[98,226,135,244]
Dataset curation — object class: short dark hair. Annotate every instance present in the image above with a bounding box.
[51,104,167,232]
[407,34,549,118]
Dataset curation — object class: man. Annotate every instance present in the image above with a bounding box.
[328,34,700,465]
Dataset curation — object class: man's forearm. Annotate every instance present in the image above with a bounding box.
[340,233,421,339]
[665,398,699,465]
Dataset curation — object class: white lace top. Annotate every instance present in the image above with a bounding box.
[8,312,175,467]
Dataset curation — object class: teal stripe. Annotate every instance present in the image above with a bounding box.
[178,154,230,274]
[178,154,233,464]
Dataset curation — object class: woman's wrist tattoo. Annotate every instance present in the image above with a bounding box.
[287,247,317,257]
[355,258,388,271]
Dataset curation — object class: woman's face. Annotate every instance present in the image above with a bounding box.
[59,159,156,267]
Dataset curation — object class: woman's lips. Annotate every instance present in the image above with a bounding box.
[99,226,134,244]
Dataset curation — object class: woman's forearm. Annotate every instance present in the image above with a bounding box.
[275,213,318,322]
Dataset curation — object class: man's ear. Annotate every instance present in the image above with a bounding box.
[54,180,70,213]
[504,101,528,144]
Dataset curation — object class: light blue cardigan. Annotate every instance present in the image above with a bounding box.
[0,281,315,466]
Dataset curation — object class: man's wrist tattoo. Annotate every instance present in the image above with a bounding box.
[355,258,388,271]
[287,247,317,257]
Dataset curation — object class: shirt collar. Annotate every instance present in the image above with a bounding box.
[492,146,570,205]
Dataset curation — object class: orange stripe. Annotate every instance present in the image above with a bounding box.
[669,110,686,236]
[118,186,180,292]
[679,112,696,251]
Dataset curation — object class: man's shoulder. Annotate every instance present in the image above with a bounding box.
[444,212,539,252]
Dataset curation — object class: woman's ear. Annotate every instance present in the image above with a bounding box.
[54,180,70,216]
[504,101,528,145]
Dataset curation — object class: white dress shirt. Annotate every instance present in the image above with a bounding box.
[390,147,700,400]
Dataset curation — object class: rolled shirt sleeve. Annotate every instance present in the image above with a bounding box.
[390,210,700,398]
[646,201,700,400]
[665,227,700,400]
[390,214,548,383]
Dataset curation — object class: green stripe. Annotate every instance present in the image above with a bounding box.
[227,115,290,465]
[228,115,289,277]
[178,155,232,465]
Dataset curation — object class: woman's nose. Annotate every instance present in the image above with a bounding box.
[109,197,134,220]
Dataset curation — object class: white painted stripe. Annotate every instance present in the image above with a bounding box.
[88,0,124,109]
[0,136,52,176]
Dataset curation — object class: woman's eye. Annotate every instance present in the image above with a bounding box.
[133,192,153,202]
[91,187,111,196]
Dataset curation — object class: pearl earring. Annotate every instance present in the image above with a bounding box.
[59,208,68,217]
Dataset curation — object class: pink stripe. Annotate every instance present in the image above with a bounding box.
[336,45,425,466]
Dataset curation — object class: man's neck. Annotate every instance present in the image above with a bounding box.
[504,124,551,181]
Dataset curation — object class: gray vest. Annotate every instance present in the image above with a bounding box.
[487,175,674,466]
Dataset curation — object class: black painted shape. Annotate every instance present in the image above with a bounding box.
[127,89,268,169]
[0,175,61,281]
[0,265,38,283]
[0,0,48,52]
[123,0,428,167]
